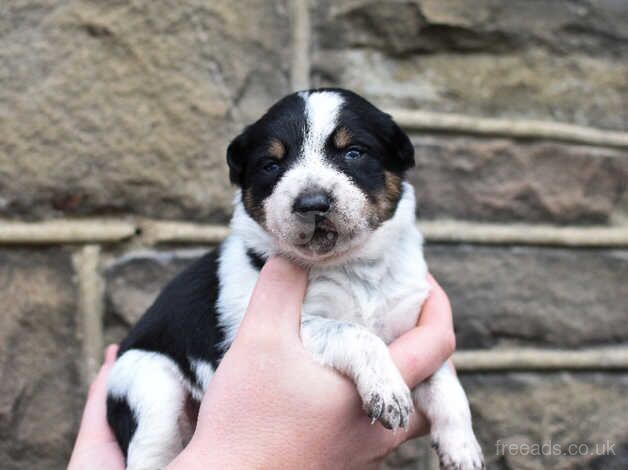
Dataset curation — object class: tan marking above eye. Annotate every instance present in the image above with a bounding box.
[268,138,286,160]
[333,126,352,149]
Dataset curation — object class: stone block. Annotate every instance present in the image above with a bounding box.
[0,249,81,470]
[426,245,628,348]
[0,0,290,220]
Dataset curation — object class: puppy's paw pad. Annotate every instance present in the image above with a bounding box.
[362,381,413,430]
[365,392,384,421]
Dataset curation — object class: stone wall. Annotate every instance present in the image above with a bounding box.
[1,1,627,469]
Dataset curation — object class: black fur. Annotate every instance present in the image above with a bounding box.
[108,248,224,453]
[246,248,267,271]
[106,396,138,457]
[117,249,225,373]
[227,93,307,188]
[332,88,415,173]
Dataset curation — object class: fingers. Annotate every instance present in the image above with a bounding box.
[373,407,430,451]
[77,344,119,443]
[69,344,125,470]
[401,408,430,442]
[423,274,454,333]
[240,256,308,337]
[389,274,456,388]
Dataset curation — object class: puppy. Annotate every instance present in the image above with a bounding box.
[106,88,484,470]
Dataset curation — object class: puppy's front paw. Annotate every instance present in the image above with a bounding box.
[432,424,484,470]
[359,369,413,430]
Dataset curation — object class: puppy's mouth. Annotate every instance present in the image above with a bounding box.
[294,215,339,255]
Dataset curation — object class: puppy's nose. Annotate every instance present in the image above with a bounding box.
[293,191,331,214]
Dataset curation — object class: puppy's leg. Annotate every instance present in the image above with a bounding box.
[107,350,189,470]
[301,315,413,429]
[413,363,484,470]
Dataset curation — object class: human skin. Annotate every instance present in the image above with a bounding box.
[68,343,126,470]
[69,257,456,470]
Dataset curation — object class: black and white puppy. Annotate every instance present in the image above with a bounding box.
[107,89,484,470]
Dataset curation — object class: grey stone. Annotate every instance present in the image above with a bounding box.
[461,372,628,469]
[312,1,628,130]
[425,244,628,348]
[0,249,81,470]
[0,0,290,221]
[313,0,628,57]
[409,136,628,224]
[106,244,628,349]
[104,249,206,344]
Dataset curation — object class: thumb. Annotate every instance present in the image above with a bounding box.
[240,256,308,337]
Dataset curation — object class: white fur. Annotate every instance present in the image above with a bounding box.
[108,351,192,470]
[303,183,427,341]
[216,230,261,349]
[190,359,214,401]
[234,182,428,340]
[301,315,414,428]
[263,162,370,260]
[415,363,484,469]
[301,91,343,162]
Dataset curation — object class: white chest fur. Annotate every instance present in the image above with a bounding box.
[305,227,428,344]
[218,183,429,348]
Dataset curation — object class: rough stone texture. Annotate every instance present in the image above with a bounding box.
[104,248,628,469]
[410,136,628,224]
[314,0,628,57]
[106,244,628,350]
[425,245,628,349]
[382,373,628,470]
[0,249,81,470]
[312,0,628,130]
[462,373,628,470]
[0,0,290,221]
[104,248,207,345]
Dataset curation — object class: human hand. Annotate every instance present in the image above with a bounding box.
[68,260,455,470]
[68,344,125,470]
[168,258,456,470]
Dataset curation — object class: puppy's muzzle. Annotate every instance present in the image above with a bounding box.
[292,190,338,253]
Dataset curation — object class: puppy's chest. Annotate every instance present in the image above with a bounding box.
[304,260,428,344]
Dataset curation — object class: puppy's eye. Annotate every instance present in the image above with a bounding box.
[344,149,363,161]
[263,160,280,173]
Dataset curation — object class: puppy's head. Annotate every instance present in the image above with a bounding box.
[227,88,414,262]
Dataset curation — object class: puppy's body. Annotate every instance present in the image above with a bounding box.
[107,89,484,470]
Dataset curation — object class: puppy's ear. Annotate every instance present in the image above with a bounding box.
[226,128,249,186]
[387,117,415,173]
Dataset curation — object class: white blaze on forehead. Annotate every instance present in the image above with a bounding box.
[301,91,344,161]
[262,90,368,260]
